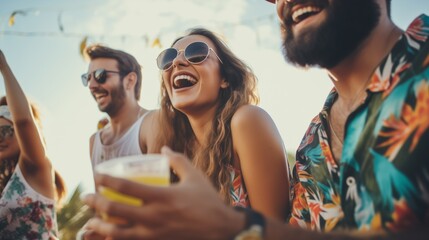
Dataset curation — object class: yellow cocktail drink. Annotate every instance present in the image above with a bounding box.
[96,154,170,224]
[100,176,170,206]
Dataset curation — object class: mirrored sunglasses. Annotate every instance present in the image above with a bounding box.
[156,41,223,71]
[0,125,14,141]
[81,69,121,87]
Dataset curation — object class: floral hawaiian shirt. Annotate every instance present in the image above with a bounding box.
[289,15,429,232]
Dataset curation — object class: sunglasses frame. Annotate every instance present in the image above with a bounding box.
[81,68,121,87]
[0,125,14,141]
[156,41,223,71]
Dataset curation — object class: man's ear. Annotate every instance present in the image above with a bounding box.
[124,72,137,90]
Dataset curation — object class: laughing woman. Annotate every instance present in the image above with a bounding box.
[0,50,66,239]
[155,28,290,220]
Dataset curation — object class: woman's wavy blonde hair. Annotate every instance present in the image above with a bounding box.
[155,28,259,204]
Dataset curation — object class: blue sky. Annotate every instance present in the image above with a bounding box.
[1,0,427,198]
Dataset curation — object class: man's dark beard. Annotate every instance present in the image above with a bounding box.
[101,80,126,116]
[282,0,381,68]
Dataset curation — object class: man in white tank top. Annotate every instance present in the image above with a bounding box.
[81,44,150,172]
[78,44,154,240]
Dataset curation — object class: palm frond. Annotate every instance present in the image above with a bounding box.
[57,184,93,240]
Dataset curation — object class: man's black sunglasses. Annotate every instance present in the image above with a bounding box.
[81,69,121,87]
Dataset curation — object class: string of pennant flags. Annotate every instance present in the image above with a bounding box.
[1,7,277,59]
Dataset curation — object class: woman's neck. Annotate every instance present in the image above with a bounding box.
[183,104,219,146]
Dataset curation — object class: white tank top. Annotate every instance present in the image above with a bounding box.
[91,113,148,171]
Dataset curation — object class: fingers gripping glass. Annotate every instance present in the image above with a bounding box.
[156,41,223,71]
[0,125,14,141]
[81,69,121,87]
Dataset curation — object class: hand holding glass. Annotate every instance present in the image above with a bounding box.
[95,154,170,224]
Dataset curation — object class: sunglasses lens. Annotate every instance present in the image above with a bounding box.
[81,73,90,86]
[0,125,14,140]
[185,42,209,64]
[94,69,107,84]
[157,49,178,70]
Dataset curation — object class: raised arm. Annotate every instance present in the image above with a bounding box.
[231,105,290,221]
[0,51,50,175]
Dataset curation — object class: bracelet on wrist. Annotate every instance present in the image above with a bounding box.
[233,206,266,240]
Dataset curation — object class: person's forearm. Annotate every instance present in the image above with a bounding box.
[0,57,32,122]
[218,206,247,240]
